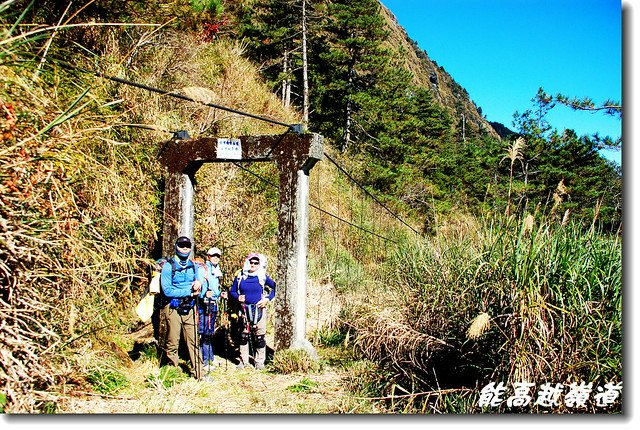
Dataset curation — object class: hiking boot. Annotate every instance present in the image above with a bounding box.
[255,347,266,369]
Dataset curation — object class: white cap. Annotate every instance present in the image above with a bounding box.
[207,247,222,256]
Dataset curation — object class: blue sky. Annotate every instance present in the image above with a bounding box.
[380,0,622,166]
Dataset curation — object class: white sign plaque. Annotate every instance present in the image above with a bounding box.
[217,138,242,159]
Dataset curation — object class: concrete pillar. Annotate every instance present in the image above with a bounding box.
[161,171,195,258]
[273,165,316,356]
[159,133,323,355]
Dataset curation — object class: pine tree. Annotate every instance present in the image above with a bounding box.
[312,0,391,152]
[236,0,303,107]
[511,91,621,228]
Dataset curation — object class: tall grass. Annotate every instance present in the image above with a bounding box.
[348,213,621,413]
[1,14,163,410]
[1,3,298,412]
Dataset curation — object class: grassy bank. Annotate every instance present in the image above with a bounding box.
[1,2,622,415]
[346,213,622,413]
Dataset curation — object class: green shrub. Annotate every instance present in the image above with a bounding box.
[87,367,130,395]
[313,326,347,347]
[287,377,319,393]
[146,366,189,389]
[190,0,223,15]
[270,349,321,374]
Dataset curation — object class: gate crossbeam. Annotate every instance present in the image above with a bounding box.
[159,133,324,354]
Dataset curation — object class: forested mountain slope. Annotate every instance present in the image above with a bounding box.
[0,0,622,414]
[379,3,502,141]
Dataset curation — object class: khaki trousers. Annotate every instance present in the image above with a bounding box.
[239,306,267,367]
[162,304,203,379]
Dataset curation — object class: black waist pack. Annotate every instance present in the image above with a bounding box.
[170,297,195,315]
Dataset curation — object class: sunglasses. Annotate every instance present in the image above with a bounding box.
[177,242,191,249]
[249,260,260,265]
[209,254,221,258]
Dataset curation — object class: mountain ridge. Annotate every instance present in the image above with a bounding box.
[379,3,504,141]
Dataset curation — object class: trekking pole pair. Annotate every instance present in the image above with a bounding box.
[241,303,255,367]
[201,296,219,374]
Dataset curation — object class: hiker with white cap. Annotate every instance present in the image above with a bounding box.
[160,236,207,380]
[198,246,226,371]
[229,252,275,370]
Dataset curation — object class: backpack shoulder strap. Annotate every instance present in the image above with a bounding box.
[170,258,196,277]
[200,260,210,277]
[234,269,244,294]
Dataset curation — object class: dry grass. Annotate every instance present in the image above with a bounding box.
[193,162,280,271]
[466,312,491,340]
[270,349,321,374]
[59,356,349,414]
[349,305,450,373]
[305,279,343,338]
[365,213,622,412]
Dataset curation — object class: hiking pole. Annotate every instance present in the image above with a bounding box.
[203,298,210,376]
[219,294,229,371]
[193,296,204,379]
[207,298,216,369]
[193,299,200,378]
[245,303,261,366]
[241,303,254,367]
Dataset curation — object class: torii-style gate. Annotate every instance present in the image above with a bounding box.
[158,132,323,354]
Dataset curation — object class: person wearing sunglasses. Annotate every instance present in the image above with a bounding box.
[160,236,207,380]
[197,247,226,371]
[229,252,276,370]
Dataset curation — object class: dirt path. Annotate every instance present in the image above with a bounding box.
[60,357,351,414]
[58,282,373,414]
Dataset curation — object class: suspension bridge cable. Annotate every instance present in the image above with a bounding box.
[99,72,295,129]
[231,162,397,244]
[67,66,416,237]
[322,152,422,236]
[69,65,299,131]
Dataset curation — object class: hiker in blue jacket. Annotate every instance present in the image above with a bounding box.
[198,246,226,371]
[160,236,206,380]
[229,252,275,370]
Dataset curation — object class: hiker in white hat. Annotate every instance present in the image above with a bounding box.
[229,252,275,370]
[197,246,226,372]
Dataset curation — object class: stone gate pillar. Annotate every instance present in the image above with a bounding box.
[273,137,322,355]
[158,133,323,354]
[161,170,196,257]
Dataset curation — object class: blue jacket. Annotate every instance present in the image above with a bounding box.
[230,273,275,305]
[161,257,205,298]
[200,261,222,299]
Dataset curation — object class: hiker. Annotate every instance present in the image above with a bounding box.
[229,252,276,370]
[198,246,226,371]
[160,236,206,380]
